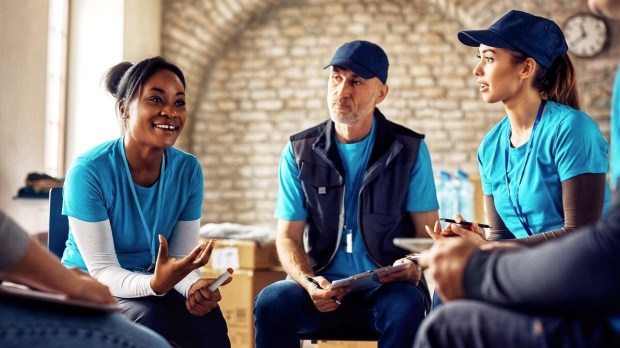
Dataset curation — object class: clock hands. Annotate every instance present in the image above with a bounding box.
[564,13,608,57]
[579,23,587,39]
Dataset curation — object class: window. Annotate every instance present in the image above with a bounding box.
[45,0,68,177]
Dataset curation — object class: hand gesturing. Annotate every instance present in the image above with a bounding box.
[150,235,215,294]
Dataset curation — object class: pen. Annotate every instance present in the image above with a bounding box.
[405,253,422,261]
[440,218,491,229]
[208,268,234,292]
[305,276,342,305]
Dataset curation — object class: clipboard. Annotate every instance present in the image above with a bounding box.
[0,282,121,312]
[393,237,435,252]
[329,262,411,292]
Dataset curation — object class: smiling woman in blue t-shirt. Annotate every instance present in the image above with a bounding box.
[60,56,230,348]
[427,10,610,248]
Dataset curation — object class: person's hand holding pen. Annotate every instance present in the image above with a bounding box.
[304,275,348,313]
[425,215,488,246]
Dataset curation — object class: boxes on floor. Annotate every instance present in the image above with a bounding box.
[201,267,286,348]
[201,238,280,270]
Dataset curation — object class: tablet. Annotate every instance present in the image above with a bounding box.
[393,237,435,252]
[329,262,411,291]
[0,282,121,312]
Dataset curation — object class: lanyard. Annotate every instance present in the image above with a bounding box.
[504,100,546,236]
[120,140,165,269]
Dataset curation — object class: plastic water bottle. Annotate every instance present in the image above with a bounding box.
[436,170,454,228]
[455,169,474,222]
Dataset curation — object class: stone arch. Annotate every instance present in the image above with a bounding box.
[161,0,283,149]
[161,0,618,226]
[160,0,551,144]
[162,0,482,93]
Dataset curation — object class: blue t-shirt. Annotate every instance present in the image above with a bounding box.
[275,120,439,280]
[610,65,620,190]
[61,138,204,272]
[478,101,610,239]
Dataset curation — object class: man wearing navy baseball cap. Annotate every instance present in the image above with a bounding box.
[325,40,390,84]
[254,40,440,347]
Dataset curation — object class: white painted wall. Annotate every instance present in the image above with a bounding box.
[0,0,161,233]
[0,0,49,230]
[65,0,162,171]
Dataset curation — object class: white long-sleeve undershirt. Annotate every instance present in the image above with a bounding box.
[69,217,202,298]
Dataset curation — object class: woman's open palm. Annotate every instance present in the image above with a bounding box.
[150,236,215,294]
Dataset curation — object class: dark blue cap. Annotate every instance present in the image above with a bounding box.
[457,10,568,69]
[325,40,389,84]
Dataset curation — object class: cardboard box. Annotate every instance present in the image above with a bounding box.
[200,239,280,270]
[316,341,377,348]
[201,268,286,348]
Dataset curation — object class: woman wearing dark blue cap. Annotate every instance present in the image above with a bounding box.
[413,9,620,348]
[426,10,610,249]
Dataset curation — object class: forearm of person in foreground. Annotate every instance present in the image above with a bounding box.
[3,236,116,305]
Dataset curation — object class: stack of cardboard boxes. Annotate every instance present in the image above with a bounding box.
[200,239,286,348]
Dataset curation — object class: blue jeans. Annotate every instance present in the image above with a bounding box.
[254,279,425,348]
[415,300,619,348]
[0,295,170,348]
[430,289,443,310]
[117,290,230,348]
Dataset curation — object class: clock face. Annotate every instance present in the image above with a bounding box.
[563,13,608,58]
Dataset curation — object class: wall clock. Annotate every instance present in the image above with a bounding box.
[562,13,609,58]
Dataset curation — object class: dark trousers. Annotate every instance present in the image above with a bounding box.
[117,291,230,348]
[414,300,619,348]
[254,279,425,348]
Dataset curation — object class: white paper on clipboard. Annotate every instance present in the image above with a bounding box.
[329,262,411,292]
[392,237,435,252]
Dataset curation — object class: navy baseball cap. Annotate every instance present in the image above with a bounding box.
[325,40,389,84]
[457,10,568,69]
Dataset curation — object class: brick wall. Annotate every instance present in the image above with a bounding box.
[162,0,620,227]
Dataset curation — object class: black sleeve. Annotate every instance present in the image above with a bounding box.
[462,198,620,316]
[518,173,606,246]
[484,195,515,240]
[485,174,606,246]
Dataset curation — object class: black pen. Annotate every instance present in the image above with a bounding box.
[440,218,491,229]
[305,276,342,305]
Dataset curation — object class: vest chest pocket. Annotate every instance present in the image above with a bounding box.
[298,161,343,215]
